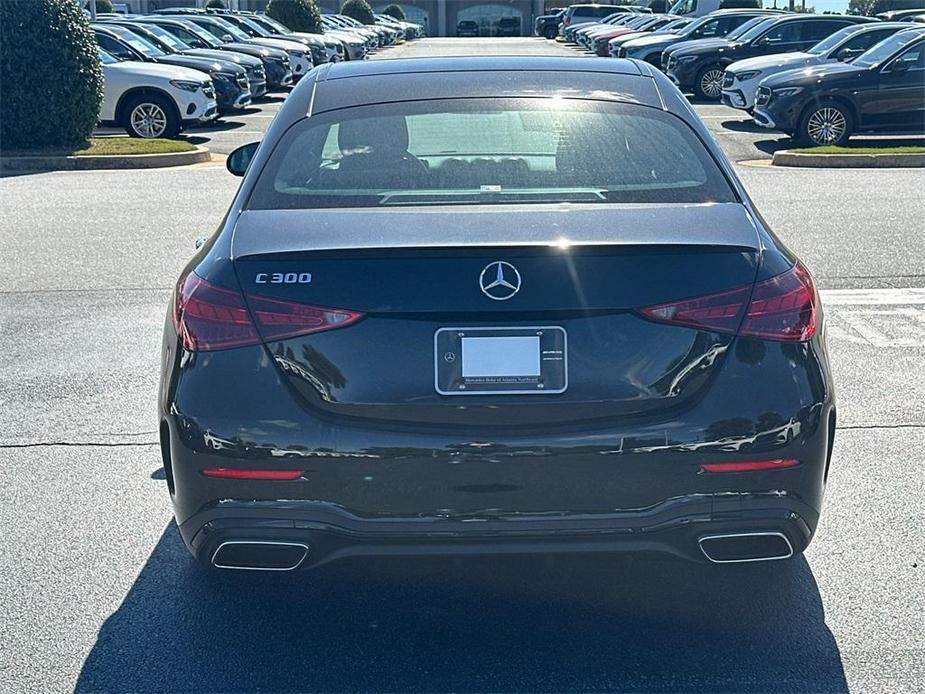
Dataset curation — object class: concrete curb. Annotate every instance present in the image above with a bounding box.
[772,149,925,168]
[0,145,211,172]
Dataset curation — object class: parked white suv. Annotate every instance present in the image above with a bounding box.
[98,48,217,138]
[722,22,909,111]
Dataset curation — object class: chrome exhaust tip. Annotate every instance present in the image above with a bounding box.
[211,541,309,571]
[698,532,793,564]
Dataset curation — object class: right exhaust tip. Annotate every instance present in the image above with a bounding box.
[698,532,794,564]
[211,541,309,571]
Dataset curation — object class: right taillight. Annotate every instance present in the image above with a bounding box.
[639,262,818,342]
[172,273,363,352]
[740,262,817,341]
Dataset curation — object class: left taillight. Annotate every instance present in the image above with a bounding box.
[638,262,818,342]
[172,273,363,351]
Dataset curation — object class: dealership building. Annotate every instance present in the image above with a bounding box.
[119,0,587,36]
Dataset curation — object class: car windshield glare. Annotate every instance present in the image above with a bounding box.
[726,16,772,41]
[248,98,736,210]
[98,47,119,64]
[852,30,922,67]
[807,25,860,55]
[737,17,785,43]
[137,23,188,50]
[116,28,167,57]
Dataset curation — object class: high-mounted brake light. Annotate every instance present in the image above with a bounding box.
[173,273,364,351]
[701,459,799,473]
[638,262,818,342]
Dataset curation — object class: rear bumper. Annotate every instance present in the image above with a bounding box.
[182,492,819,569]
[160,316,835,570]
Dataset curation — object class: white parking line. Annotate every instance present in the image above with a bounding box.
[820,288,925,347]
[821,288,925,305]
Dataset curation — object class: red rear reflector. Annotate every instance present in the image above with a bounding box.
[701,459,799,473]
[638,262,818,342]
[202,468,304,480]
[173,273,363,351]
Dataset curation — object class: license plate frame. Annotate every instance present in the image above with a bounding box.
[434,326,567,396]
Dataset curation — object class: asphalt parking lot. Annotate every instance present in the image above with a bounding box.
[2,38,924,693]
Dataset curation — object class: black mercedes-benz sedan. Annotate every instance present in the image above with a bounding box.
[160,57,835,572]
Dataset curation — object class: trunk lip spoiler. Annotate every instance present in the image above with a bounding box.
[230,202,762,259]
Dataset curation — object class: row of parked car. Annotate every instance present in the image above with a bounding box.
[89,7,425,138]
[545,4,925,146]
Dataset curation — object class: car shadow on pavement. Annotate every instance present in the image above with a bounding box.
[721,119,769,134]
[186,119,250,133]
[75,522,847,693]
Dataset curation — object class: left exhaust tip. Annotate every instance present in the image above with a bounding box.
[211,541,309,571]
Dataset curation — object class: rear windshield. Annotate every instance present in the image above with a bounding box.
[247,98,736,210]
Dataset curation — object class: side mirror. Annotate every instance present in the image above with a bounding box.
[222,33,234,42]
[891,58,912,73]
[835,47,854,62]
[227,141,259,176]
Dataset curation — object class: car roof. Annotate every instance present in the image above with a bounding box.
[287,57,680,118]
[323,56,645,80]
[762,13,876,24]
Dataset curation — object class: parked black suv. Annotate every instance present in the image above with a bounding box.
[754,27,925,146]
[535,9,565,38]
[496,17,521,36]
[666,14,876,99]
[457,19,479,37]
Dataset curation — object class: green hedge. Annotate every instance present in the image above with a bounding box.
[206,0,226,8]
[341,0,376,25]
[266,0,322,33]
[0,0,103,150]
[383,4,405,20]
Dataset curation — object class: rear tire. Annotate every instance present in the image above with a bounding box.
[123,93,180,139]
[544,24,558,39]
[797,100,853,147]
[694,65,725,100]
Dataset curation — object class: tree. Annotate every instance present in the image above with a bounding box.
[266,0,322,33]
[0,0,103,149]
[206,0,226,8]
[848,0,906,14]
[383,3,405,21]
[341,0,376,25]
[847,0,876,13]
[94,0,113,13]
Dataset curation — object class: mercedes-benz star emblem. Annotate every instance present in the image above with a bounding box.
[479,261,521,301]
